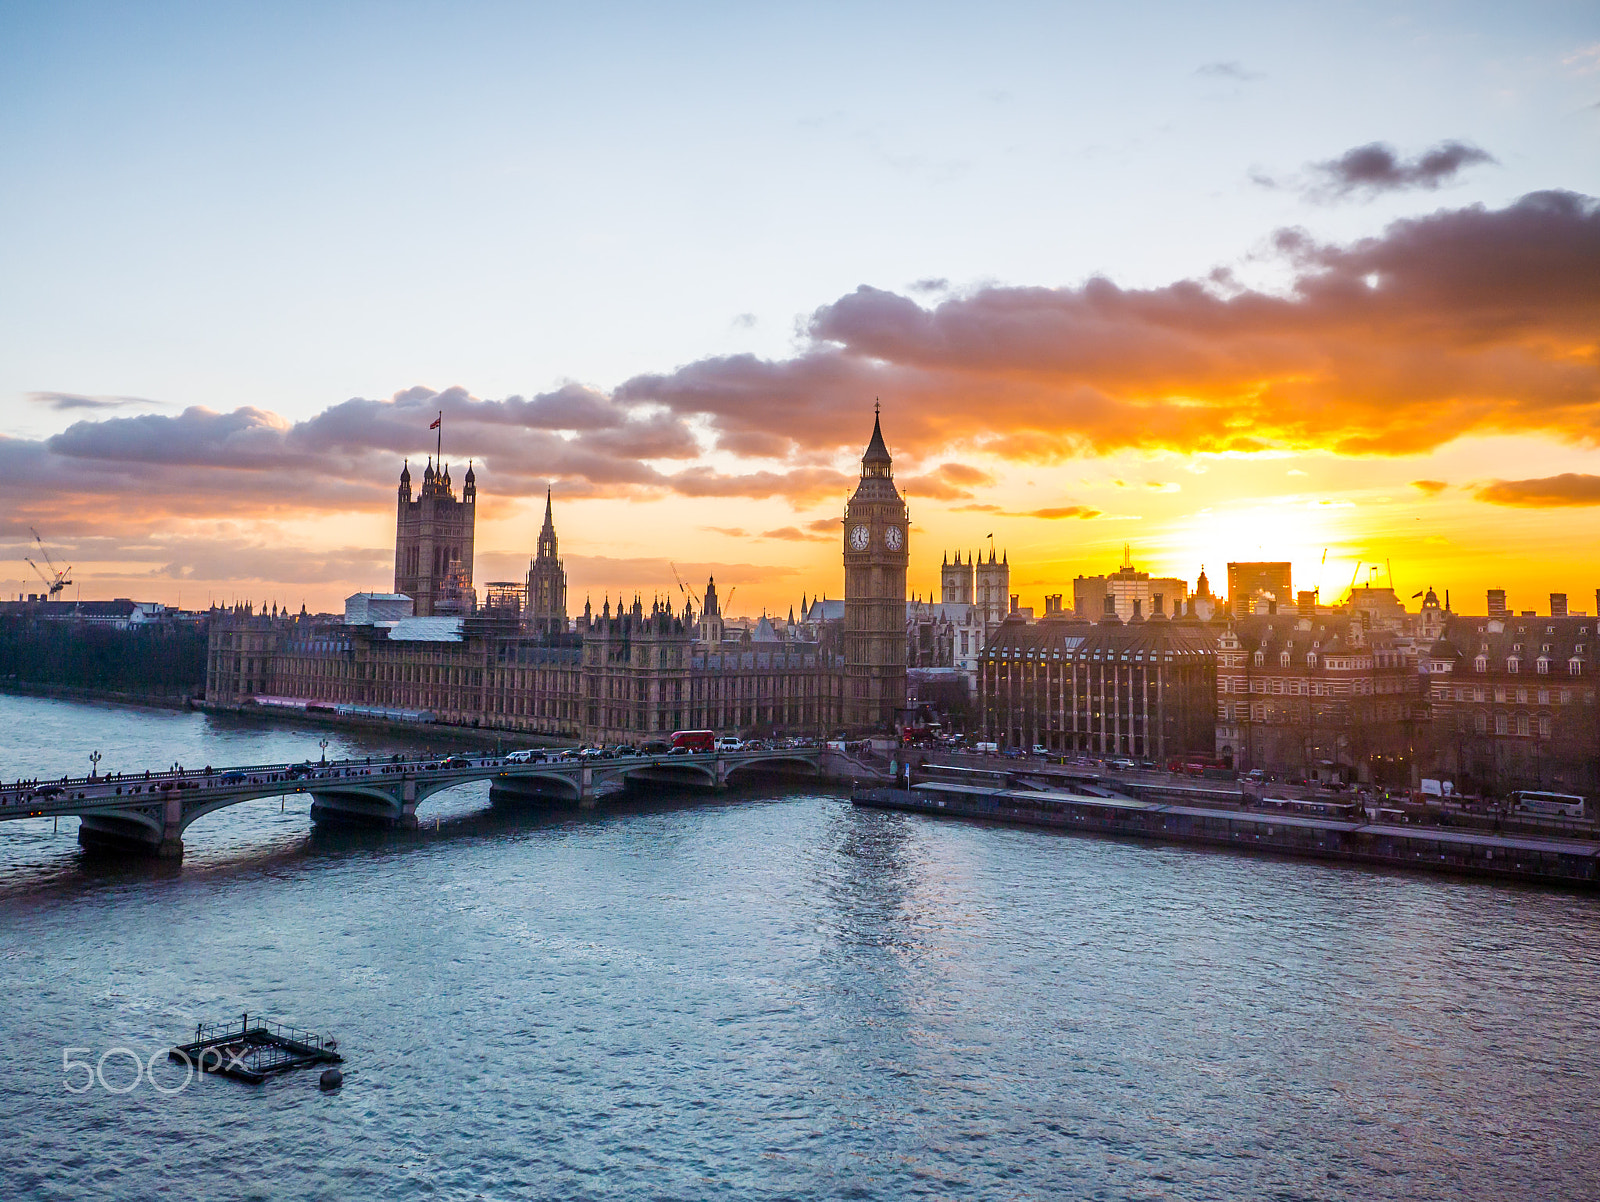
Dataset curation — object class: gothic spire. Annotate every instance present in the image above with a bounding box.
[861,402,892,471]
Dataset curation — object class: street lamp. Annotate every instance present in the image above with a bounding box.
[319,737,330,765]
[89,750,102,780]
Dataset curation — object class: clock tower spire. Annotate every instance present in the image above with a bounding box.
[843,403,909,732]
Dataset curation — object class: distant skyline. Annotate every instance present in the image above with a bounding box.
[2,2,1598,615]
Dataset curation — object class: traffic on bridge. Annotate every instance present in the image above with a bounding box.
[0,740,833,861]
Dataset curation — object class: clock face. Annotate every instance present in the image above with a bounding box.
[849,523,871,551]
[884,525,903,551]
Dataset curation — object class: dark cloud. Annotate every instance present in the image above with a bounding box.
[1196,61,1264,82]
[28,392,159,412]
[1411,479,1449,495]
[1307,140,1495,200]
[1475,474,1600,507]
[804,517,840,534]
[908,278,950,294]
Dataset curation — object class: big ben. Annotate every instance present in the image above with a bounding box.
[843,405,909,732]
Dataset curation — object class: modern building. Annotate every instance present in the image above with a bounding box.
[1228,562,1292,618]
[394,457,476,616]
[344,593,414,624]
[1073,546,1189,622]
[979,599,1217,759]
[0,598,169,628]
[842,408,909,732]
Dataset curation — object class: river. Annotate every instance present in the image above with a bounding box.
[0,693,1597,1200]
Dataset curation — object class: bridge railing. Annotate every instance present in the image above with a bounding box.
[2,746,825,812]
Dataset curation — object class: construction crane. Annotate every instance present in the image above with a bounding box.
[669,562,691,598]
[25,527,71,598]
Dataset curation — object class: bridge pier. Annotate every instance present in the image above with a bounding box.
[77,799,184,860]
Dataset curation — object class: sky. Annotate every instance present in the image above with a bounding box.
[1,1,1597,618]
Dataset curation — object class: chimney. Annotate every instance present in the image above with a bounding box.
[1104,593,1117,618]
[1132,598,1143,618]
[1551,593,1569,618]
[1009,593,1019,614]
[1152,592,1164,616]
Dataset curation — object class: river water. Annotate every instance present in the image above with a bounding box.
[0,693,1597,1201]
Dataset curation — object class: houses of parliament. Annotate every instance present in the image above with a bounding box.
[206,412,913,742]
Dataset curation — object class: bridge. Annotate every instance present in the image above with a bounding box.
[0,746,830,860]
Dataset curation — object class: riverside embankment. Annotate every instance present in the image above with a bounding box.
[854,781,1600,888]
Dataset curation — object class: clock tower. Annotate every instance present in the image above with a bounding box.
[843,405,909,732]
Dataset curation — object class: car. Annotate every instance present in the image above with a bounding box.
[504,749,540,764]
[34,784,64,798]
[715,737,743,752]
[668,746,691,756]
[219,771,247,784]
[612,745,638,757]
[442,756,473,769]
[1030,745,1049,757]
[579,747,604,759]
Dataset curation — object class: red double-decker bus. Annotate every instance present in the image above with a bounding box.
[670,730,715,753]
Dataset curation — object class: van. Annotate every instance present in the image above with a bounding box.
[715,737,743,752]
[504,749,542,764]
[974,742,999,754]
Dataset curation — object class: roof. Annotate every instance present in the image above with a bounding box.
[346,592,411,603]
[386,617,466,642]
[805,599,845,622]
[862,409,891,465]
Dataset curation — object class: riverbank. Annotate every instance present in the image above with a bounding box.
[0,679,194,711]
[193,699,566,751]
[854,782,1600,890]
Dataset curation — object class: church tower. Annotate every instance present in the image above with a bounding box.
[975,546,1009,627]
[395,457,476,617]
[941,550,973,605]
[843,406,909,732]
[524,488,569,637]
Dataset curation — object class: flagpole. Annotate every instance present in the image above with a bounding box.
[436,410,442,464]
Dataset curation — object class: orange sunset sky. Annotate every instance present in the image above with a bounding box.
[2,5,1598,619]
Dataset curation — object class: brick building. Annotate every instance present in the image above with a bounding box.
[1213,614,1424,785]
[1420,613,1600,795]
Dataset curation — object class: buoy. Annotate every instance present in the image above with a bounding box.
[319,1068,343,1090]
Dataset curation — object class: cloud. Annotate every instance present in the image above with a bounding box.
[1475,473,1600,507]
[760,526,830,542]
[1410,479,1449,495]
[700,526,749,537]
[908,277,950,294]
[1020,505,1102,520]
[803,517,840,534]
[1196,61,1264,82]
[28,391,159,412]
[1306,140,1496,200]
[616,189,1600,463]
[900,461,997,500]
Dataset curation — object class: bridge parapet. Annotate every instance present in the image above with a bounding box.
[2,746,826,859]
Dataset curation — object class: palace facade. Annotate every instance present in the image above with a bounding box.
[207,411,909,742]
